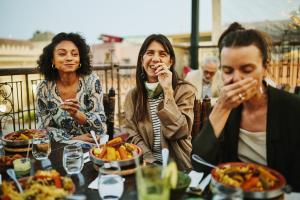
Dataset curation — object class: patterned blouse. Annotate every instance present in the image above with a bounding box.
[36,72,106,141]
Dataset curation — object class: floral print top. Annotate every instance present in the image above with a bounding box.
[36,72,106,141]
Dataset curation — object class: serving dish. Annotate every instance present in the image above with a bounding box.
[210,162,286,199]
[2,129,45,147]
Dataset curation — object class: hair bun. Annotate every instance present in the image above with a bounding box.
[218,22,245,47]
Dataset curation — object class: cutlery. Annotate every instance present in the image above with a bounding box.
[192,154,217,169]
[6,168,23,193]
[162,148,169,168]
[189,174,212,194]
[90,130,100,149]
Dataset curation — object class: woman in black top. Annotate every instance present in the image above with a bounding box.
[192,22,300,192]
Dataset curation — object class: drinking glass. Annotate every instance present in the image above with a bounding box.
[32,133,51,160]
[63,144,84,175]
[136,165,170,200]
[98,162,124,200]
[211,183,243,200]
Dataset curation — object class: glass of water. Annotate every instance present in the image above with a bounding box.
[32,133,51,160]
[98,162,124,199]
[63,144,84,175]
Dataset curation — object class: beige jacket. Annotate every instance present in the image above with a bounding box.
[124,82,195,170]
[185,69,222,100]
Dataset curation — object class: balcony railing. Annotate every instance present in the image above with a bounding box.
[0,64,136,135]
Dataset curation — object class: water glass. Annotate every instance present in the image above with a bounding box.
[136,165,170,200]
[98,162,124,200]
[63,144,84,175]
[0,140,5,157]
[211,183,243,200]
[32,133,51,160]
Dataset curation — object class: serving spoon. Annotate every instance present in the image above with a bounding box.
[6,168,23,193]
[192,154,217,169]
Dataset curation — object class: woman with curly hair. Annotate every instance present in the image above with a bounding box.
[36,32,106,142]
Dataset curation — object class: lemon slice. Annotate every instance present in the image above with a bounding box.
[164,161,178,189]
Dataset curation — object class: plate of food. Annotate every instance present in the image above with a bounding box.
[0,154,23,173]
[90,135,143,168]
[210,162,286,199]
[2,129,45,147]
[1,169,75,200]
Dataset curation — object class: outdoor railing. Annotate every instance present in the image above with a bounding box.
[1,42,299,135]
[0,65,136,135]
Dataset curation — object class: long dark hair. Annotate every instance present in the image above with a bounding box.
[135,34,180,121]
[218,22,272,68]
[37,32,92,80]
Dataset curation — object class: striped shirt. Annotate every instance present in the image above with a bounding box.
[148,94,164,163]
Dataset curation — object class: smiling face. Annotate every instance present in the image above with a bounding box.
[141,41,173,83]
[220,44,266,93]
[52,40,80,74]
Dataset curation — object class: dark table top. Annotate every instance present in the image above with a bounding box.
[2,142,205,200]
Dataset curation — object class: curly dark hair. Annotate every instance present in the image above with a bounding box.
[37,32,92,80]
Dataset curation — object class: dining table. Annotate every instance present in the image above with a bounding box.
[1,141,208,200]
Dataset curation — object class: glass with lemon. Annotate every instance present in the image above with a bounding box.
[136,162,178,200]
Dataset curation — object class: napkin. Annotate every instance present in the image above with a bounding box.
[285,192,300,200]
[88,176,99,190]
[188,170,204,188]
[88,176,125,190]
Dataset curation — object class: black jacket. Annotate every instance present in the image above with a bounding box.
[192,86,300,192]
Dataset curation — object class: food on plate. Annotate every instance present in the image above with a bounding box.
[0,170,74,200]
[0,154,23,166]
[92,143,139,161]
[213,163,281,191]
[92,136,140,162]
[4,129,42,141]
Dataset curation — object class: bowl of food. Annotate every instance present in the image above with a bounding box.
[90,136,143,168]
[2,129,45,147]
[171,171,191,195]
[0,154,23,173]
[1,169,75,200]
[210,162,286,199]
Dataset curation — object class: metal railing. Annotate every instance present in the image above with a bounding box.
[0,65,136,135]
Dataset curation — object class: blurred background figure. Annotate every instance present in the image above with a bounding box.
[185,56,222,104]
[124,34,195,170]
[36,32,106,143]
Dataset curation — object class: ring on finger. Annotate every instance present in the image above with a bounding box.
[238,93,245,100]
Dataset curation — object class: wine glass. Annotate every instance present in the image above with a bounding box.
[32,133,51,160]
[98,162,124,199]
[63,144,84,175]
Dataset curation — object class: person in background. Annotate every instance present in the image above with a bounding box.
[36,32,106,143]
[124,34,195,170]
[185,56,222,104]
[192,22,300,192]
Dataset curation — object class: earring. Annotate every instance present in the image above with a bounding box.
[52,64,55,68]
[79,63,81,68]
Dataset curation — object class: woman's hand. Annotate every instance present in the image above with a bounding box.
[217,78,258,110]
[72,133,100,143]
[155,63,172,91]
[61,99,87,124]
[209,78,257,137]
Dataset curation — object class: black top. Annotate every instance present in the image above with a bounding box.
[192,86,300,192]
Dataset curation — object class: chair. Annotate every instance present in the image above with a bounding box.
[103,87,115,140]
[191,96,212,140]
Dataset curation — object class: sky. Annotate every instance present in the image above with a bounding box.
[0,0,299,44]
